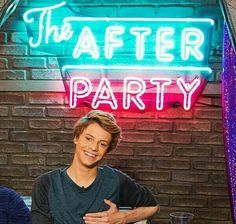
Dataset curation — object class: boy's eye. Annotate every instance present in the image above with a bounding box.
[101,143,108,147]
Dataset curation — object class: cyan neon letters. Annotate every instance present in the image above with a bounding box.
[92,78,118,109]
[69,76,202,110]
[123,78,146,110]
[73,26,99,59]
[130,27,151,60]
[156,28,175,62]
[181,28,204,61]
[105,26,125,59]
[150,78,172,110]
[23,3,214,70]
[176,77,201,110]
[70,77,92,108]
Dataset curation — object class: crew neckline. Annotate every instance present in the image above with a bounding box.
[62,167,103,192]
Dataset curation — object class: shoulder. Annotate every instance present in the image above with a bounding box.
[100,166,133,184]
[35,168,62,184]
[0,186,20,200]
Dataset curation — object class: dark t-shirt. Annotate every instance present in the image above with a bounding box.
[0,186,31,224]
[31,166,157,224]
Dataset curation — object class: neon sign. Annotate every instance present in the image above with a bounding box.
[23,2,214,111]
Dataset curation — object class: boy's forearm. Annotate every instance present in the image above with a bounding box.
[122,205,160,224]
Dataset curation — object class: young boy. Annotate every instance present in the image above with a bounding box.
[0,186,31,224]
[31,110,159,224]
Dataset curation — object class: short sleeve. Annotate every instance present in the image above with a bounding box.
[31,173,53,224]
[117,170,157,208]
[7,189,31,224]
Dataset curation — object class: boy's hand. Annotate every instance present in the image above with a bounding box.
[83,199,127,224]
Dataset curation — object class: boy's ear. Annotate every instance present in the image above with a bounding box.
[73,136,79,144]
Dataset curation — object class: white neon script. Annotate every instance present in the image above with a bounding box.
[70,77,201,111]
[23,2,214,64]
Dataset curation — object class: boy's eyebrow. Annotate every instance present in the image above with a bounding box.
[84,133,110,143]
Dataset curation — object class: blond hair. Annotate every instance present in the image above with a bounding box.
[73,110,121,152]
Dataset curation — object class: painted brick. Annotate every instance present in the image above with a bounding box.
[0,131,8,140]
[0,155,7,164]
[157,5,194,18]
[158,184,191,194]
[0,93,25,104]
[173,172,209,183]
[0,58,8,68]
[194,185,229,196]
[119,111,155,119]
[196,96,212,106]
[119,5,155,17]
[0,178,8,186]
[194,209,230,221]
[102,0,142,3]
[158,133,191,144]
[136,121,173,131]
[11,179,34,190]
[171,196,207,207]
[193,160,226,171]
[0,107,8,116]
[81,6,118,17]
[0,45,27,55]
[175,146,212,157]
[62,144,75,154]
[10,32,29,43]
[212,121,223,132]
[28,166,53,177]
[29,93,64,105]
[0,119,25,129]
[212,146,225,158]
[158,108,193,119]
[64,119,79,130]
[47,57,60,68]
[194,108,222,119]
[117,120,135,130]
[0,70,26,79]
[110,145,134,156]
[12,57,47,68]
[118,159,153,168]
[134,145,173,157]
[175,121,211,132]
[11,155,45,165]
[155,195,169,206]
[47,132,73,142]
[122,132,154,143]
[29,46,64,56]
[153,159,190,170]
[31,69,62,80]
[27,143,62,154]
[0,32,7,43]
[12,106,45,117]
[46,155,73,166]
[0,143,25,153]
[210,173,228,184]
[47,107,84,117]
[11,131,45,142]
[135,171,171,181]
[2,19,27,32]
[192,133,223,145]
[29,119,62,129]
[210,197,231,208]
[0,167,26,177]
[212,97,222,107]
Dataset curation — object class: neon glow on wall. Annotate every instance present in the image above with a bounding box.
[23,1,214,111]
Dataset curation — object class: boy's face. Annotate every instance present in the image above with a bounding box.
[73,122,112,168]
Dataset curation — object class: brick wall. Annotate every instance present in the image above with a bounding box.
[0,0,232,223]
